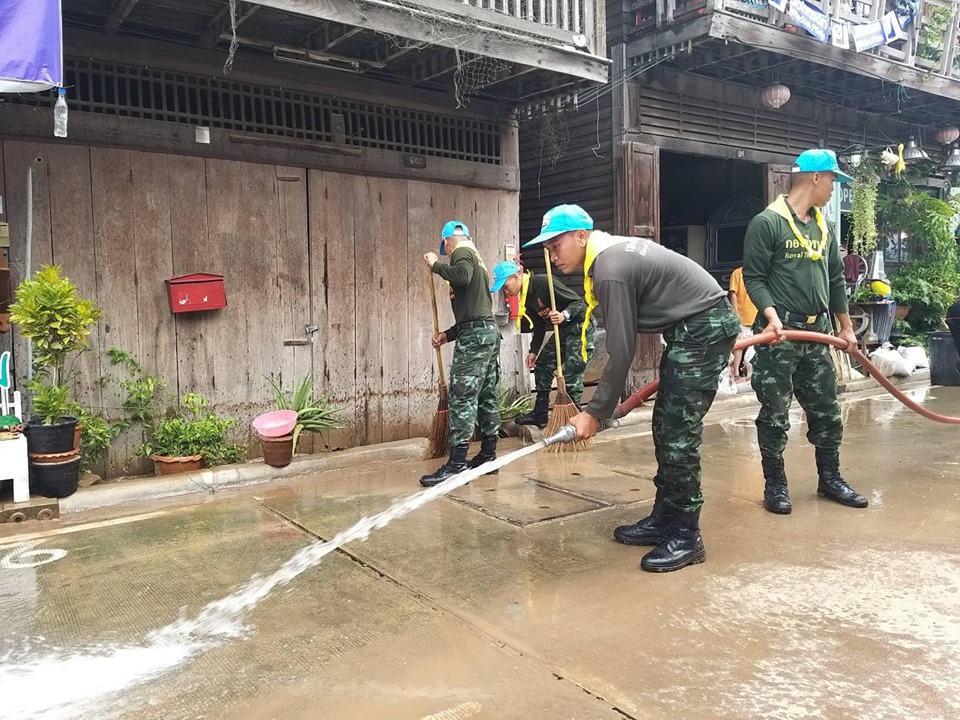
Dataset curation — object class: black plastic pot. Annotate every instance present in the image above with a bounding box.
[29,455,81,498]
[23,416,79,455]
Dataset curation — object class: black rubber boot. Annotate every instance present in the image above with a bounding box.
[640,508,706,572]
[467,436,498,475]
[614,476,673,546]
[420,445,469,487]
[515,391,550,428]
[815,449,868,508]
[761,455,792,515]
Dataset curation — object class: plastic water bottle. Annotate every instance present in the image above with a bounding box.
[53,88,68,138]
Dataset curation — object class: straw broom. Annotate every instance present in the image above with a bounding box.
[543,247,590,452]
[425,267,450,459]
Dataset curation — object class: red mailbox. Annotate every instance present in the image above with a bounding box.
[165,273,227,314]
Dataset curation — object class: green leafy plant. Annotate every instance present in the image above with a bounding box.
[9,265,102,380]
[850,161,880,256]
[106,348,166,428]
[916,5,952,64]
[266,375,342,451]
[498,388,534,422]
[25,377,71,425]
[142,393,241,466]
[9,265,102,426]
[73,408,117,472]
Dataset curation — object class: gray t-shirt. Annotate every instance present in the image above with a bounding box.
[586,236,725,419]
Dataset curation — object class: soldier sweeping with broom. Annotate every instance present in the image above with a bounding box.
[526,205,740,572]
[488,260,596,429]
[421,221,501,487]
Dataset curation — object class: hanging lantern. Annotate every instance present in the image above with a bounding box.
[759,83,791,109]
[934,126,960,145]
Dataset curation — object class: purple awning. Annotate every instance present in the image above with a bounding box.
[0,0,63,93]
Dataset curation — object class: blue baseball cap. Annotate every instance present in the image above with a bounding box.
[490,260,522,292]
[793,149,853,184]
[439,220,469,255]
[523,204,594,247]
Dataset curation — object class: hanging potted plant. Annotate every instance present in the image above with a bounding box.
[142,393,241,475]
[9,266,101,497]
[850,160,880,258]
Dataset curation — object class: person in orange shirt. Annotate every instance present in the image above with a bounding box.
[728,266,757,377]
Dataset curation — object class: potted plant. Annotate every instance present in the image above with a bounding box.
[0,414,23,441]
[260,375,342,467]
[142,393,241,476]
[9,265,101,459]
[497,388,534,438]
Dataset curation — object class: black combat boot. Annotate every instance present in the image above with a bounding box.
[640,508,706,572]
[761,455,792,515]
[815,449,868,508]
[515,391,550,428]
[467,436,498,475]
[614,476,674,546]
[420,445,469,487]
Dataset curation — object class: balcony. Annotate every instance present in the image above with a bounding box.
[59,0,609,111]
[624,0,960,107]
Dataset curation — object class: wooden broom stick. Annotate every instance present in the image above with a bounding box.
[425,267,450,459]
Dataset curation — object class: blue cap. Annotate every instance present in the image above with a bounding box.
[793,149,853,184]
[523,204,593,247]
[439,220,469,256]
[490,261,522,293]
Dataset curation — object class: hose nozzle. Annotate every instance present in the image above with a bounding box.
[544,424,577,446]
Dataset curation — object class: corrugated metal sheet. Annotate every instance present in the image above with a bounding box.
[518,93,613,292]
[637,87,821,154]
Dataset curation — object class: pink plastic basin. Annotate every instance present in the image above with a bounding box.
[252,410,297,438]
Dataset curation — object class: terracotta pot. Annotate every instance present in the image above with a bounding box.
[260,434,293,468]
[150,454,203,476]
[30,448,80,464]
[0,312,10,333]
[74,422,83,452]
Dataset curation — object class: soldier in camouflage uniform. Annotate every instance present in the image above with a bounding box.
[421,221,501,487]
[526,205,739,573]
[489,260,596,426]
[743,149,867,514]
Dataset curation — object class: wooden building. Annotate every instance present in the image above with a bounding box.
[521,0,960,387]
[0,0,608,476]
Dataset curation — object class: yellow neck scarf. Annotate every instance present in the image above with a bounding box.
[581,231,631,361]
[516,271,533,332]
[768,195,828,261]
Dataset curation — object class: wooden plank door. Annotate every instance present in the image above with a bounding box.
[615,141,662,391]
[765,164,793,204]
[616,142,660,240]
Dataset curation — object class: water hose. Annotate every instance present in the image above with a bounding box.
[610,328,960,425]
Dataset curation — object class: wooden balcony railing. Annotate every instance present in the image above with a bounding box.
[632,0,960,82]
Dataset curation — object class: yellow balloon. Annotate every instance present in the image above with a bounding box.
[870,280,891,296]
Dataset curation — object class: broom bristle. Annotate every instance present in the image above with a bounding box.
[546,378,591,453]
[424,384,450,460]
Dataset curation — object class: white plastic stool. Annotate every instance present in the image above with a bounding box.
[0,387,29,504]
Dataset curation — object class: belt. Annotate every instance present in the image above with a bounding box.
[457,319,496,331]
[778,309,826,326]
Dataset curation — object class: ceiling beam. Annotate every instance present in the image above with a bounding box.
[105,0,140,35]
[202,2,261,48]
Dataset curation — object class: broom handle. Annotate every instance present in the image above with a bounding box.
[543,247,564,378]
[427,266,446,385]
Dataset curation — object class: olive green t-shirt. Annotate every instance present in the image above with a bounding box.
[742,203,848,318]
[433,247,494,339]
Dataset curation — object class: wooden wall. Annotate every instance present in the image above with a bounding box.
[0,140,520,477]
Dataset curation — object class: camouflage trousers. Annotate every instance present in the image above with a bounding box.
[534,320,596,406]
[751,316,841,457]
[654,299,740,512]
[449,326,501,447]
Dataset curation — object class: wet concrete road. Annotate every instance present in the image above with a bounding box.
[1,385,959,720]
